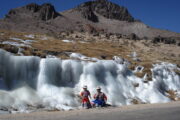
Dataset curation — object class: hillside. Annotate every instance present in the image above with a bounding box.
[0,0,179,38]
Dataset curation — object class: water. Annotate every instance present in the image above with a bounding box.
[0,49,180,113]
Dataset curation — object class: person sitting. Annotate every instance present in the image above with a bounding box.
[80,85,92,109]
[92,86,107,107]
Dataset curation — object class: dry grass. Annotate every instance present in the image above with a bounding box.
[0,30,180,81]
[131,99,139,104]
[166,90,180,101]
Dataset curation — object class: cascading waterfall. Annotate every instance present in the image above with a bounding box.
[0,49,180,113]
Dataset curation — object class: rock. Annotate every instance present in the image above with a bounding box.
[100,55,107,59]
[152,36,161,43]
[0,44,19,54]
[79,6,98,22]
[178,43,180,46]
[39,3,60,21]
[25,3,40,12]
[76,0,134,22]
[164,38,176,44]
[152,36,176,45]
[83,24,98,33]
[5,3,60,21]
[128,33,140,40]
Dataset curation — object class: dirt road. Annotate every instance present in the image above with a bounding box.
[1,101,180,120]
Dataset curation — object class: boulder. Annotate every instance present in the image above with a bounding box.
[0,44,19,54]
[128,33,140,40]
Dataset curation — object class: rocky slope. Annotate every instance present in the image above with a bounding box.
[0,0,179,39]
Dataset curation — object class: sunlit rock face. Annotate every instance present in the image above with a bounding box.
[5,3,60,21]
[0,49,180,112]
[76,0,135,22]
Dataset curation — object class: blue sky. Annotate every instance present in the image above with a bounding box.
[0,0,179,33]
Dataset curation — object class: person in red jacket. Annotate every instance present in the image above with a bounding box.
[80,85,92,109]
[92,86,107,107]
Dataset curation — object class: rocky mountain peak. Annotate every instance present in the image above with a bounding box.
[5,3,60,21]
[76,0,134,22]
[25,3,40,12]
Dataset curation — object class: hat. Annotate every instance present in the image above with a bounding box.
[83,85,87,89]
[96,86,101,90]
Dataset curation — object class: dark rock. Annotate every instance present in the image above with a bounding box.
[39,3,60,21]
[83,24,98,33]
[128,33,140,40]
[164,38,176,44]
[5,3,60,21]
[79,6,98,22]
[25,3,40,12]
[178,43,180,46]
[0,44,19,54]
[100,55,107,59]
[115,33,122,39]
[143,36,148,40]
[152,36,176,45]
[43,50,62,56]
[76,0,134,22]
[152,36,161,43]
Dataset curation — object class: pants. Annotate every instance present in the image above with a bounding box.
[82,98,91,108]
[92,100,106,107]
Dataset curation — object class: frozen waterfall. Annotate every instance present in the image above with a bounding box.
[0,49,180,112]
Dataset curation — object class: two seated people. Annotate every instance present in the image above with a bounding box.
[80,86,107,109]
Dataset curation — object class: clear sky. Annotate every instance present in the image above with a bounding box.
[0,0,179,33]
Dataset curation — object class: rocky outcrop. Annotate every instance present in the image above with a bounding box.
[152,36,178,45]
[39,3,60,21]
[79,6,99,22]
[5,3,60,21]
[128,33,140,40]
[0,44,19,54]
[76,0,134,22]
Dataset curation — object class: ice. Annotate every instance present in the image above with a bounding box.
[23,40,35,44]
[0,49,179,113]
[3,37,35,47]
[62,40,74,43]
[113,56,124,64]
[2,41,31,47]
[17,48,24,56]
[10,38,24,42]
[70,53,99,61]
[24,34,35,39]
[46,55,57,58]
[133,66,144,73]
[79,41,87,43]
[10,37,35,44]
[129,52,141,61]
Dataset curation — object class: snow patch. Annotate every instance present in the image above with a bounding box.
[2,41,31,47]
[62,40,74,43]
[70,53,99,61]
[24,34,35,39]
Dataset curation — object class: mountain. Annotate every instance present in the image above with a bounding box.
[0,0,179,38]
